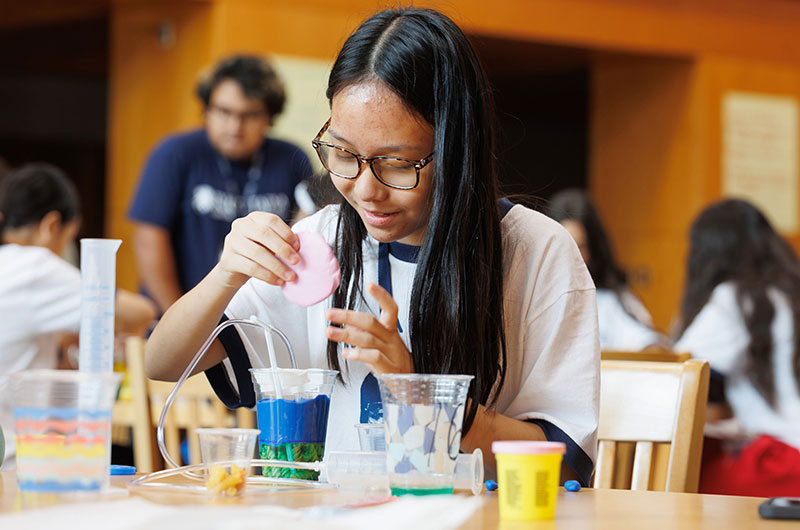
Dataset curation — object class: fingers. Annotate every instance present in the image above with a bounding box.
[237,214,300,266]
[326,307,393,339]
[227,232,296,282]
[222,213,302,285]
[341,346,380,365]
[325,300,413,374]
[326,321,385,350]
[366,283,398,328]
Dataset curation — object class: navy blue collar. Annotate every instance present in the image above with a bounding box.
[387,241,420,263]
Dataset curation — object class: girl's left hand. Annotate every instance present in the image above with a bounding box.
[325,282,413,374]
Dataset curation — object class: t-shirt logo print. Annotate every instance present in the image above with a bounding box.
[191,184,290,221]
[192,184,237,220]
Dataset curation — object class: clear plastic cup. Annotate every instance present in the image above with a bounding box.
[377,374,474,496]
[355,423,386,451]
[12,370,122,493]
[196,428,259,498]
[249,368,337,481]
[492,441,566,520]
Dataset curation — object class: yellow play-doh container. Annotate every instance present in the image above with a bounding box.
[492,441,566,521]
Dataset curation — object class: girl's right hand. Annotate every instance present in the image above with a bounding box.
[211,211,302,290]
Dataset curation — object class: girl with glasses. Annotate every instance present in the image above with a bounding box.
[146,7,599,484]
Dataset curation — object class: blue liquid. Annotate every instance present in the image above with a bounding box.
[256,395,331,480]
[256,395,330,446]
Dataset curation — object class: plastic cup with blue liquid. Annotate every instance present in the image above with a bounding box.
[249,368,337,480]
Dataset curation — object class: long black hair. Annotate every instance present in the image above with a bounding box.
[324,8,506,434]
[0,163,80,240]
[548,189,628,292]
[677,199,800,406]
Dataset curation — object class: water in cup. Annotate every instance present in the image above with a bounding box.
[249,368,336,480]
[377,374,474,496]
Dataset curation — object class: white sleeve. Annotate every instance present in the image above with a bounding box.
[504,288,600,482]
[600,293,663,351]
[28,252,81,335]
[674,286,748,375]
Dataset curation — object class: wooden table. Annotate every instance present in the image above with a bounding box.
[0,471,788,528]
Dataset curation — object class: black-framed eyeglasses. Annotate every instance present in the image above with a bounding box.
[311,119,434,190]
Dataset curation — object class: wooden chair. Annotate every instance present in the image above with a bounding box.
[113,336,255,472]
[601,349,692,363]
[593,359,710,493]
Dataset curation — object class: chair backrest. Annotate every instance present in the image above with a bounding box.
[594,359,709,493]
[113,336,255,472]
[601,349,692,363]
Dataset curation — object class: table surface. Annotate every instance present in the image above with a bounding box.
[0,471,789,529]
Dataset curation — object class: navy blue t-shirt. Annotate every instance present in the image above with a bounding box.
[128,129,312,293]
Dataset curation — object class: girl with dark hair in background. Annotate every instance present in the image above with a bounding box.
[146,8,599,484]
[675,199,800,496]
[0,163,156,469]
[549,189,664,351]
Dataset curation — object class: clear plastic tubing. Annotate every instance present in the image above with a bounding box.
[325,449,484,496]
[156,317,296,474]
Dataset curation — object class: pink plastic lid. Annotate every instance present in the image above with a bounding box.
[280,231,341,307]
[491,441,567,455]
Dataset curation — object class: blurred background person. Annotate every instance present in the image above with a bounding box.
[674,199,800,497]
[548,189,665,351]
[0,163,156,469]
[128,54,313,314]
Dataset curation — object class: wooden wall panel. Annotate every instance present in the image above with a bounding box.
[107,2,214,289]
[590,54,707,331]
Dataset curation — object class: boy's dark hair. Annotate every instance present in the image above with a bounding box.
[196,54,286,118]
[0,162,80,236]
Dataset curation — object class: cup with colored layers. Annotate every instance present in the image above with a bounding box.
[12,370,122,493]
[249,368,337,480]
[196,428,259,497]
[377,374,474,496]
[492,440,566,521]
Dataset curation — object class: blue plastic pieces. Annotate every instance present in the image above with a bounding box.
[110,465,137,476]
[565,479,581,492]
[485,479,498,491]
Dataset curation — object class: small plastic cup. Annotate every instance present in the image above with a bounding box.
[12,370,122,493]
[249,368,337,480]
[492,441,566,521]
[355,423,386,451]
[196,428,259,498]
[377,374,474,496]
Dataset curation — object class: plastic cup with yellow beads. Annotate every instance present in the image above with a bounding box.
[197,428,259,498]
[491,441,566,521]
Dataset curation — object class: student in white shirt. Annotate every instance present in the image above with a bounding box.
[675,199,800,496]
[548,189,665,351]
[145,8,600,485]
[0,163,156,468]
